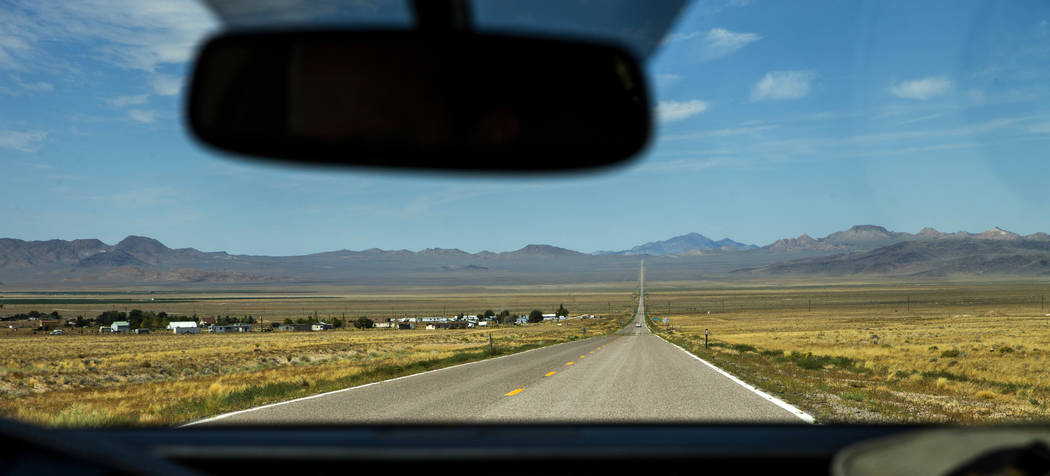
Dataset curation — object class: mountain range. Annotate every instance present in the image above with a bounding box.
[596,232,756,255]
[1,225,1049,286]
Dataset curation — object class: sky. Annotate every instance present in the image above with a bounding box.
[1,0,1049,256]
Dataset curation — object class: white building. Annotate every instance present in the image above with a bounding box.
[167,321,200,334]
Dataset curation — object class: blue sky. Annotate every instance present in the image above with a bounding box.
[1,0,1048,256]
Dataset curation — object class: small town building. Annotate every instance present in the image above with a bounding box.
[111,321,130,333]
[397,322,414,330]
[167,321,201,334]
[133,328,150,334]
[211,324,252,333]
[311,322,333,331]
[98,326,112,333]
[278,323,311,332]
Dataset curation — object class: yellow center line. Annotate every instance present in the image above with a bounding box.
[544,371,557,377]
[566,361,575,365]
[580,355,586,359]
[505,388,524,396]
[589,351,595,354]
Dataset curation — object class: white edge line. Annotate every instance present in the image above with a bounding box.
[179,337,597,427]
[654,334,816,424]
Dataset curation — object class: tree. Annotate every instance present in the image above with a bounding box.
[96,310,126,326]
[528,309,544,323]
[556,304,569,317]
[353,317,374,329]
[74,315,87,328]
[483,310,495,319]
[283,318,294,325]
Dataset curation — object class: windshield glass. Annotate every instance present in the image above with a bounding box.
[2,0,1049,427]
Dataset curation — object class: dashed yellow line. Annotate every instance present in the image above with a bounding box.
[566,361,575,366]
[589,351,595,354]
[580,355,586,359]
[544,371,557,377]
[505,388,524,396]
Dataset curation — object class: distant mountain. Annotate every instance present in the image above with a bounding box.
[503,244,584,257]
[3,227,1049,287]
[760,225,1032,253]
[598,233,756,256]
[737,238,1050,277]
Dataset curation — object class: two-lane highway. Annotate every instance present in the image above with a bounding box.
[196,262,810,425]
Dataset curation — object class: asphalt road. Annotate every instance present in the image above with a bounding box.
[201,263,806,424]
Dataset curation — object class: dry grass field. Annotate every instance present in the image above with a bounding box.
[0,283,635,327]
[645,280,1050,423]
[0,285,635,427]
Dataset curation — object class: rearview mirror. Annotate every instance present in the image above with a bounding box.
[187,30,651,171]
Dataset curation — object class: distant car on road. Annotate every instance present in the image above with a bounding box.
[49,329,64,335]
[635,323,641,327]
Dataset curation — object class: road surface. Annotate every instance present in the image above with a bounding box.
[199,262,807,424]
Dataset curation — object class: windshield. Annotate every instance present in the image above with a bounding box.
[2,0,1049,427]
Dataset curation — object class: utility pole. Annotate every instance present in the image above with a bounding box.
[907,296,910,312]
[808,299,811,312]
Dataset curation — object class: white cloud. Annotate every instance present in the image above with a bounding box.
[0,35,33,70]
[128,109,156,123]
[661,124,778,141]
[1,75,53,95]
[664,28,761,62]
[637,158,725,174]
[150,74,182,95]
[656,100,709,122]
[698,28,761,61]
[966,88,986,106]
[655,73,682,87]
[750,70,816,101]
[1027,122,1050,134]
[108,94,149,107]
[3,0,217,72]
[663,31,704,43]
[0,130,46,152]
[890,76,952,100]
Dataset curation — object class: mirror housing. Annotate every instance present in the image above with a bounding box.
[187,30,651,171]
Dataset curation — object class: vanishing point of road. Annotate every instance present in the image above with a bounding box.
[197,263,810,424]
